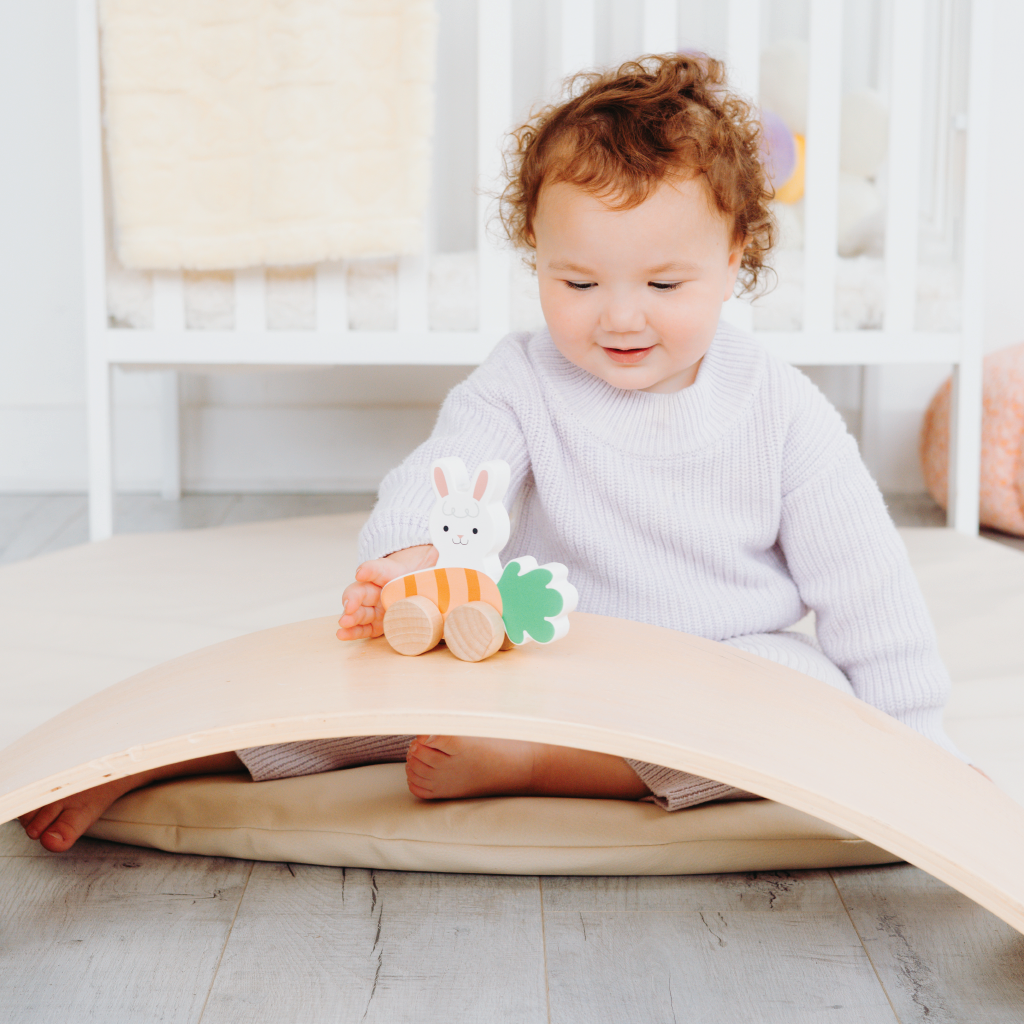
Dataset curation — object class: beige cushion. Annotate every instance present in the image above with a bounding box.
[86,765,900,874]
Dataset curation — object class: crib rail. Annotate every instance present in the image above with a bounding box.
[79,0,990,540]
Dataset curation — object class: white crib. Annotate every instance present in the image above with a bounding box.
[77,0,992,541]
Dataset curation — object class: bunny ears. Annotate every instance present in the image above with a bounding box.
[431,457,510,507]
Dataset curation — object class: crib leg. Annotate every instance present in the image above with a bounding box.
[948,361,982,535]
[87,358,114,541]
[160,371,182,501]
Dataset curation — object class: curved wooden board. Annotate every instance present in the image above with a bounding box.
[1,612,1022,933]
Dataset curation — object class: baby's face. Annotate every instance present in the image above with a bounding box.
[533,177,744,393]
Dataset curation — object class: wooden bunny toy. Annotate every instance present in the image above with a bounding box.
[378,457,577,662]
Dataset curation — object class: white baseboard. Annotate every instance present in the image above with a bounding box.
[0,360,947,496]
[0,403,441,494]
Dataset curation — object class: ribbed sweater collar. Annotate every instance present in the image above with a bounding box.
[528,322,765,457]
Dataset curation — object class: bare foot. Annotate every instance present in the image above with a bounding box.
[17,751,244,853]
[18,774,146,853]
[405,736,650,801]
[405,735,536,799]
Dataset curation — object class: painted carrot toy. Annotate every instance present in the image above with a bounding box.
[379,457,577,662]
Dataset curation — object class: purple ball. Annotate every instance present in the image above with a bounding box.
[759,109,797,189]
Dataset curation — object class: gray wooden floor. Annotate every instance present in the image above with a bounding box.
[0,492,378,565]
[3,491,1023,566]
[3,491,1024,1022]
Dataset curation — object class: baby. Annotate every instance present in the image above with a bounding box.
[20,53,986,852]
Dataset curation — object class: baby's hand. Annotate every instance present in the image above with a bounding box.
[337,544,438,641]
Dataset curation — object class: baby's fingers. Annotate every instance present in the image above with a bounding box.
[336,622,374,641]
[336,613,385,641]
[355,557,405,588]
[341,582,381,616]
[338,603,377,629]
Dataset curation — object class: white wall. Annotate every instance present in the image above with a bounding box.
[1,0,1021,497]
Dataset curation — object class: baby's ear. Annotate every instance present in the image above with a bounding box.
[431,457,470,499]
[472,460,511,507]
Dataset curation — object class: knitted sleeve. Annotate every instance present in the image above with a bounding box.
[357,337,533,562]
[777,383,972,763]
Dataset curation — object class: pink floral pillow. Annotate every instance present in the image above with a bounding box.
[920,343,1024,536]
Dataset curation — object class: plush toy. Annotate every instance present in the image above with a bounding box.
[920,344,1024,536]
[759,108,805,205]
[758,40,889,256]
[378,457,578,662]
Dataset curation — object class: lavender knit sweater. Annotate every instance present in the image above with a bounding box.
[356,322,968,767]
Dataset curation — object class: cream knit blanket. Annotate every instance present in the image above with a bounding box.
[99,0,437,270]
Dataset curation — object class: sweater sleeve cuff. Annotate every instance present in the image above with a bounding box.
[624,759,760,811]
[357,511,432,562]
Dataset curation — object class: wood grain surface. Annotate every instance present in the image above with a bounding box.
[199,867,547,1024]
[0,836,252,1023]
[1,611,1022,935]
[832,863,1024,1022]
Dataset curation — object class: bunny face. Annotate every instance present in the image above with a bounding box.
[429,457,511,580]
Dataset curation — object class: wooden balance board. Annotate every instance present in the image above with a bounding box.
[1,610,1022,934]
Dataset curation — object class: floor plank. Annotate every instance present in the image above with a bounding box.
[0,494,378,564]
[0,496,47,549]
[200,865,548,1024]
[0,836,253,1024]
[0,496,87,564]
[0,819,53,857]
[113,493,239,534]
[541,873,897,1024]
[219,493,376,525]
[833,863,1024,1022]
[885,493,948,529]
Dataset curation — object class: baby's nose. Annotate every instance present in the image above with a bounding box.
[600,296,646,333]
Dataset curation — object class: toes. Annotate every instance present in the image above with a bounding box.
[21,804,61,840]
[415,734,459,755]
[405,761,436,799]
[22,802,93,851]
[408,738,450,769]
[37,805,96,852]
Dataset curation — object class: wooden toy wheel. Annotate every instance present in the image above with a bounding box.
[443,601,506,662]
[382,596,443,656]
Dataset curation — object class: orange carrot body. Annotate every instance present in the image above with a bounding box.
[381,567,503,619]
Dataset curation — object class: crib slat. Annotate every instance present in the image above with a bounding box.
[234,269,266,334]
[477,0,512,340]
[78,0,116,542]
[153,275,184,503]
[560,0,596,77]
[802,0,842,333]
[883,0,926,336]
[949,0,992,535]
[152,272,185,332]
[725,0,761,101]
[397,255,429,335]
[720,0,761,334]
[315,263,348,334]
[642,0,678,54]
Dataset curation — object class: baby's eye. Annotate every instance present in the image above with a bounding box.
[649,281,682,291]
[472,528,478,534]
[565,280,595,291]
[443,525,449,532]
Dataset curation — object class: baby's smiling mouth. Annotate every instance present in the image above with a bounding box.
[603,345,654,365]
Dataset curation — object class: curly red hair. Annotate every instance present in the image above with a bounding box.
[499,53,775,295]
